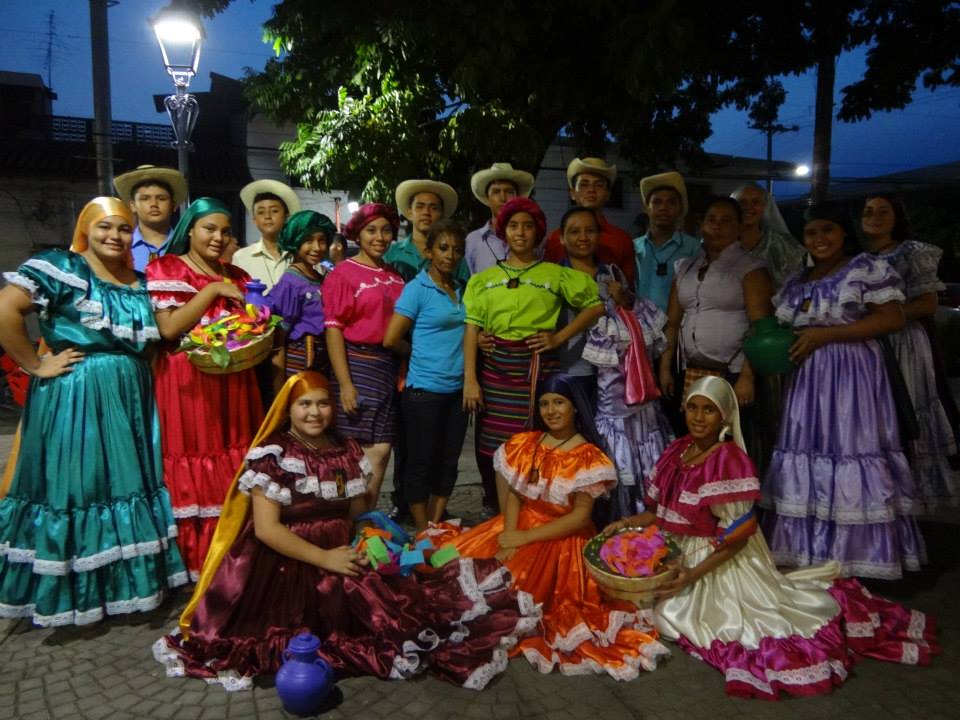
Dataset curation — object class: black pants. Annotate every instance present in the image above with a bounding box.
[401,388,469,502]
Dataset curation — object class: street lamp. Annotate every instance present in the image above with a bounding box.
[794,164,811,178]
[151,4,205,204]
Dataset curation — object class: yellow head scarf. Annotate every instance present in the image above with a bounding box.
[1,199,138,498]
[179,371,332,637]
[69,196,135,253]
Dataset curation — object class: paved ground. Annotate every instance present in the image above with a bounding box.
[1,405,959,719]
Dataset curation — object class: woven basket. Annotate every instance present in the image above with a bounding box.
[187,327,275,375]
[583,527,683,607]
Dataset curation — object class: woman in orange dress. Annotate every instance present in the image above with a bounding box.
[452,374,668,679]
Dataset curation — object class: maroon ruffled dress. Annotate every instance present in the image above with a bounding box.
[146,255,264,580]
[154,433,539,690]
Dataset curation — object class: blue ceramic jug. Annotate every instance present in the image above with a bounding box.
[275,633,335,716]
[244,279,268,307]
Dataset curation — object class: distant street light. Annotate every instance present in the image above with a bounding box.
[151,4,205,206]
[347,201,360,213]
[794,164,811,177]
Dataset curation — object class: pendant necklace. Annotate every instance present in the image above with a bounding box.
[498,259,541,289]
[682,439,719,466]
[530,431,579,483]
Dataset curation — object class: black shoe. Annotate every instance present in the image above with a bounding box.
[388,504,412,523]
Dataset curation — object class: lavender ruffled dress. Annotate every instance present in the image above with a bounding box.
[761,254,926,579]
[583,296,674,521]
[866,241,957,511]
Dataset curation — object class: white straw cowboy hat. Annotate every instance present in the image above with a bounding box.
[240,179,301,215]
[470,163,535,205]
[566,157,617,189]
[395,179,458,220]
[113,165,187,205]
[639,170,689,216]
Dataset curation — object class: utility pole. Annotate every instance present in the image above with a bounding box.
[748,122,799,193]
[89,0,113,196]
[44,11,55,90]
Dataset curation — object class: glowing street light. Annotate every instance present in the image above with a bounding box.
[151,4,205,202]
[794,164,811,177]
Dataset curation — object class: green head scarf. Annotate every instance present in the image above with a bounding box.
[160,197,232,256]
[278,210,337,257]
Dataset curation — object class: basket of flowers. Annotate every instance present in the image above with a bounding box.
[582,525,683,607]
[178,304,282,374]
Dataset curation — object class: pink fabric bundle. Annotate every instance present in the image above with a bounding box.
[599,526,668,577]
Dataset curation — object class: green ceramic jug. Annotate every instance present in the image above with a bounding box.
[743,317,795,375]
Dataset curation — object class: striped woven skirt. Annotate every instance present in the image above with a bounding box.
[477,338,558,457]
[331,342,398,445]
[284,334,330,378]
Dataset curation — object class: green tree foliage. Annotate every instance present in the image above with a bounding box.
[196,1,959,205]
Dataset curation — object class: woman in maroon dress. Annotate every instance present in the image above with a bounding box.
[154,371,538,690]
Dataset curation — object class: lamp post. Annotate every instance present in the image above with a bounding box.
[151,4,204,207]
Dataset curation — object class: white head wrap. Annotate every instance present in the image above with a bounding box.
[731,183,792,238]
[684,376,746,452]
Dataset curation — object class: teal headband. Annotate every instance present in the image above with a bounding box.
[160,197,232,256]
[278,210,337,257]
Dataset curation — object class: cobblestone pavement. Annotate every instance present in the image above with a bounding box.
[2,407,959,719]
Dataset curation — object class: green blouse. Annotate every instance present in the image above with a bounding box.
[463,261,601,340]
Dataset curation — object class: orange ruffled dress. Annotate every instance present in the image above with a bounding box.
[453,431,669,680]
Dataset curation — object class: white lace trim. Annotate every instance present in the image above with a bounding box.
[901,643,920,665]
[521,635,668,680]
[238,470,292,505]
[3,272,49,310]
[248,444,369,500]
[697,476,760,499]
[455,558,489,622]
[279,456,308,474]
[23,258,89,290]
[462,647,509,690]
[147,279,198,294]
[152,635,255,691]
[387,629,441,679]
[2,588,170,627]
[656,506,693,526]
[724,659,848,696]
[767,497,914,523]
[171,503,223,519]
[1,525,178,575]
[906,610,926,642]
[151,297,186,310]
[846,612,881,637]
[494,446,617,505]
[245,444,283,461]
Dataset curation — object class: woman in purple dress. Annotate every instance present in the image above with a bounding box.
[762,203,925,579]
[860,193,957,511]
[268,211,336,381]
[154,371,538,690]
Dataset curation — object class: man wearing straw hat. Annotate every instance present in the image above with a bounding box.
[542,157,636,287]
[233,179,302,292]
[113,164,187,271]
[464,163,535,274]
[385,179,470,283]
[633,170,700,311]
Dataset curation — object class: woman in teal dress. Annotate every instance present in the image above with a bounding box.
[0,197,187,627]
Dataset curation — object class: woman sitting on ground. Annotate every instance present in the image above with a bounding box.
[450,374,668,680]
[155,371,537,690]
[606,376,938,700]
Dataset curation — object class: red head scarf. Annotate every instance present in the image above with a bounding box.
[495,196,547,244]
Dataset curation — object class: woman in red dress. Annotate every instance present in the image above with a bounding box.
[146,198,264,579]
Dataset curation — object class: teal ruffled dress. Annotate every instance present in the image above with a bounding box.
[0,250,187,626]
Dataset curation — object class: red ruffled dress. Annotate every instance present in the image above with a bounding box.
[648,437,939,700]
[451,431,669,680]
[154,433,539,690]
[146,255,264,579]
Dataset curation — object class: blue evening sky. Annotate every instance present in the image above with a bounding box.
[1,0,958,198]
